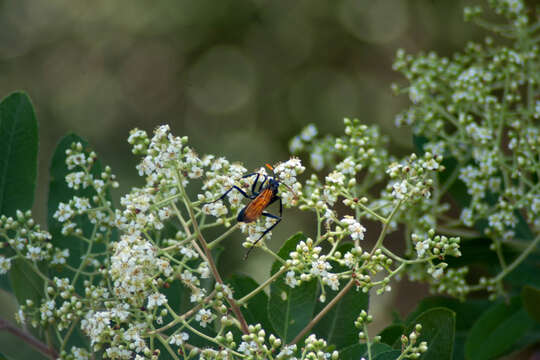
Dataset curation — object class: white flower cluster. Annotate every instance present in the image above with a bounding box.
[81,309,149,355]
[274,158,305,206]
[109,232,168,301]
[341,216,367,241]
[284,238,343,294]
[0,210,56,272]
[302,334,339,360]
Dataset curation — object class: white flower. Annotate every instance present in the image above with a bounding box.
[300,124,318,141]
[181,270,199,286]
[432,268,444,280]
[26,246,44,261]
[386,162,401,177]
[423,158,439,171]
[343,252,355,268]
[169,332,189,346]
[195,309,214,328]
[274,158,305,187]
[416,240,429,258]
[310,152,324,171]
[198,262,211,278]
[81,311,112,345]
[0,256,11,274]
[323,273,340,291]
[73,196,91,212]
[238,341,259,355]
[392,180,408,200]
[277,345,297,359]
[15,308,25,325]
[285,271,298,288]
[188,166,203,178]
[289,136,303,153]
[51,248,69,265]
[65,172,87,189]
[311,258,332,277]
[336,156,356,175]
[190,288,206,303]
[54,202,74,222]
[326,171,345,185]
[341,216,366,241]
[147,292,167,309]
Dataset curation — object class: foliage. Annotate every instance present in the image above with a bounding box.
[0,1,539,359]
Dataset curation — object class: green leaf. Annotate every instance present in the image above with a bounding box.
[445,237,496,269]
[406,297,489,332]
[47,134,109,293]
[373,350,403,360]
[227,274,274,332]
[0,351,16,360]
[313,243,369,349]
[505,253,540,288]
[378,324,404,346]
[268,233,318,343]
[311,278,368,349]
[0,92,38,216]
[397,307,455,360]
[522,286,540,323]
[0,274,11,292]
[8,258,45,307]
[465,296,534,360]
[340,343,394,360]
[406,296,490,360]
[0,92,43,306]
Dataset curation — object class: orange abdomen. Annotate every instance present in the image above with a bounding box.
[237,189,274,223]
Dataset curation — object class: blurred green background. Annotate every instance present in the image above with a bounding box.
[0,0,488,358]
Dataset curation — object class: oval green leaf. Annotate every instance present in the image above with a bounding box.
[268,232,318,343]
[396,307,455,360]
[0,92,44,306]
[227,274,274,332]
[0,91,38,216]
[313,243,369,349]
[522,286,540,323]
[47,134,110,293]
[465,296,534,360]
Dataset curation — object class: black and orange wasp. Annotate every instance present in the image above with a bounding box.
[207,164,296,259]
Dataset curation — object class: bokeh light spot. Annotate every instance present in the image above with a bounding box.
[187,46,256,114]
[338,0,409,44]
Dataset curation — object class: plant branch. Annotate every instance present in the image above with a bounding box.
[237,265,288,305]
[494,234,540,283]
[0,317,58,359]
[288,278,355,346]
[175,169,250,334]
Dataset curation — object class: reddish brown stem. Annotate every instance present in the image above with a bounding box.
[0,317,58,359]
[289,278,356,346]
[176,171,250,334]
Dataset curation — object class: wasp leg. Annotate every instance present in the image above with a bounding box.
[207,185,255,204]
[243,210,281,260]
[267,195,283,217]
[257,175,269,193]
[242,173,268,194]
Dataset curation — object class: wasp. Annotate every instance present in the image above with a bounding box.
[207,164,296,259]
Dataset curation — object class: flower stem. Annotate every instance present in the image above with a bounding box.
[155,333,181,360]
[174,169,250,334]
[0,317,58,359]
[237,266,288,306]
[494,234,540,283]
[370,200,403,256]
